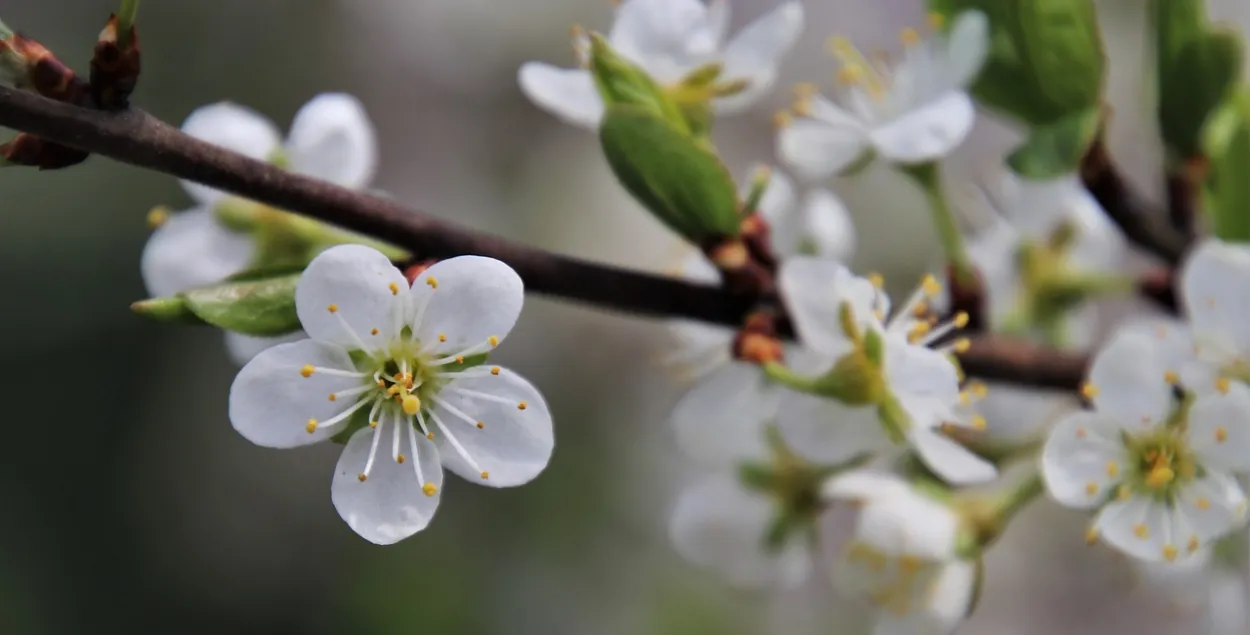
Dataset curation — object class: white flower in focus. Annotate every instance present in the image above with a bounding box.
[669,471,812,588]
[1179,239,1250,387]
[777,257,997,484]
[1042,327,1250,562]
[777,11,988,178]
[825,471,977,635]
[228,245,554,544]
[518,0,805,129]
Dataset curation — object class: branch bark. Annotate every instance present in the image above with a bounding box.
[1080,137,1190,266]
[0,85,1091,389]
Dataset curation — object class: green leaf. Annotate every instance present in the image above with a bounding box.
[1158,29,1243,158]
[599,105,741,242]
[1154,0,1206,73]
[179,273,302,336]
[1202,92,1250,241]
[1006,108,1100,178]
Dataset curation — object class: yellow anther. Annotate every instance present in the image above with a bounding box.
[488,335,500,348]
[1217,377,1231,394]
[328,393,337,402]
[912,300,929,318]
[1075,426,1087,439]
[357,473,368,482]
[953,312,969,328]
[402,394,421,416]
[868,273,885,288]
[971,415,987,430]
[793,82,818,97]
[793,97,813,117]
[772,110,793,129]
[371,328,379,336]
[907,322,932,343]
[1196,497,1211,510]
[836,64,865,85]
[397,454,406,464]
[438,333,447,343]
[1164,370,1179,385]
[1187,536,1201,553]
[386,384,403,396]
[927,12,944,29]
[327,304,338,313]
[456,355,465,364]
[959,391,971,406]
[1085,526,1099,545]
[305,419,318,434]
[1133,523,1150,539]
[1117,484,1132,500]
[389,282,400,296]
[1080,383,1100,399]
[517,401,528,411]
[300,364,315,378]
[1106,461,1119,478]
[422,482,438,496]
[146,206,170,229]
[426,432,435,440]
[490,366,501,376]
[969,382,989,398]
[1146,466,1175,489]
[476,421,485,429]
[900,27,920,46]
[940,422,957,435]
[827,35,856,58]
[921,275,941,297]
[951,338,971,353]
[1216,427,1229,444]
[1084,481,1098,496]
[369,420,378,429]
[1162,545,1178,562]
[426,276,438,289]
[480,471,490,480]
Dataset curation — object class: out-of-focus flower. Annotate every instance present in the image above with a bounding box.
[777,10,988,178]
[1042,326,1250,562]
[518,0,804,129]
[228,245,554,544]
[1179,239,1250,388]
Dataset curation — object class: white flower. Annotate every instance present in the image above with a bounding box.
[825,471,977,635]
[228,245,554,544]
[777,11,988,178]
[776,257,997,484]
[964,170,1126,348]
[1042,326,1250,562]
[669,471,812,588]
[518,0,804,129]
[1179,239,1250,388]
[667,170,855,464]
[141,93,378,361]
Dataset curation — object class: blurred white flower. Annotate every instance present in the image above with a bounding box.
[1179,239,1250,388]
[825,471,977,635]
[1042,326,1250,562]
[777,259,997,484]
[228,245,554,544]
[777,10,988,178]
[141,93,378,361]
[518,0,805,128]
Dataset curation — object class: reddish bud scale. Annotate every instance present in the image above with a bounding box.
[1,133,88,170]
[5,35,91,105]
[403,259,440,286]
[732,311,784,364]
[89,15,141,110]
[703,237,774,297]
[738,213,777,273]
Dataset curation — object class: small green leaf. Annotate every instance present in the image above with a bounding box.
[1158,29,1243,158]
[1006,108,1100,178]
[1154,0,1206,73]
[1202,91,1250,241]
[599,105,741,242]
[130,296,208,325]
[180,273,302,336]
[588,33,688,135]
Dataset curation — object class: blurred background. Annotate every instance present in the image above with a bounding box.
[2,0,1250,634]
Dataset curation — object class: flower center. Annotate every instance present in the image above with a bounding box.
[1123,430,1199,501]
[843,541,942,617]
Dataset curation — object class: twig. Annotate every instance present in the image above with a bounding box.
[1080,136,1190,266]
[0,85,1093,389]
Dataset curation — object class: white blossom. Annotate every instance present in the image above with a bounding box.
[1179,239,1250,388]
[518,0,804,129]
[777,11,988,177]
[228,245,554,544]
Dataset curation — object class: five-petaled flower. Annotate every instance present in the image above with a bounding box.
[229,245,555,544]
[518,0,804,129]
[777,10,988,178]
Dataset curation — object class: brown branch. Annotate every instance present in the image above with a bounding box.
[0,85,1091,390]
[1080,137,1190,266]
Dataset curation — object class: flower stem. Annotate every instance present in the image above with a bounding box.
[963,468,1044,549]
[993,469,1044,524]
[762,361,820,393]
[901,161,974,284]
[117,0,140,47]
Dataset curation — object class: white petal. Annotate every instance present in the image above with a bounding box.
[717,2,804,111]
[870,91,975,164]
[408,255,525,353]
[223,330,308,366]
[703,0,731,46]
[140,208,255,298]
[294,244,409,350]
[671,363,774,464]
[517,63,604,129]
[778,256,876,358]
[778,119,869,181]
[331,423,443,545]
[1041,411,1127,509]
[608,0,711,62]
[228,339,364,448]
[285,93,378,190]
[669,473,811,589]
[1188,384,1250,471]
[433,367,554,487]
[885,340,960,404]
[943,10,989,88]
[922,560,977,633]
[974,382,1074,443]
[908,426,997,485]
[1107,318,1195,386]
[752,166,797,227]
[856,488,959,559]
[776,391,889,464]
[800,188,856,262]
[180,103,282,205]
[1180,239,1250,354]
[1095,496,1172,562]
[823,470,913,503]
[1175,471,1249,541]
[1087,328,1174,427]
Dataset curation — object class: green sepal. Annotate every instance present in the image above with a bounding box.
[1202,91,1250,241]
[588,33,689,135]
[1158,28,1243,159]
[737,461,777,492]
[762,513,793,552]
[599,105,741,242]
[178,273,302,336]
[1006,108,1100,178]
[130,296,209,325]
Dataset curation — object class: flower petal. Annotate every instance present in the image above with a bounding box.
[716,2,804,112]
[517,63,604,130]
[1175,471,1249,542]
[943,10,989,88]
[823,470,913,503]
[1087,328,1174,427]
[856,487,959,559]
[752,165,797,227]
[223,330,308,366]
[885,340,960,404]
[672,363,774,464]
[869,91,974,164]
[431,367,554,487]
[778,256,877,358]
[800,188,856,262]
[180,103,282,205]
[1095,496,1170,562]
[776,392,888,464]
[609,0,712,64]
[140,208,255,298]
[1041,411,1126,509]
[228,339,365,448]
[1188,383,1250,471]
[908,427,997,485]
[922,560,978,632]
[778,118,868,181]
[669,472,811,589]
[294,244,409,350]
[1180,239,1250,355]
[407,255,525,354]
[331,423,443,545]
[285,93,378,189]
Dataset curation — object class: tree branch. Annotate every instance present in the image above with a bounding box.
[1080,136,1190,266]
[0,85,1091,390]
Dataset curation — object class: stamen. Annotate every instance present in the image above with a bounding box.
[404,417,428,488]
[425,276,439,289]
[428,409,484,473]
[1080,383,1100,399]
[410,282,435,330]
[392,412,403,462]
[430,339,497,365]
[314,394,376,432]
[388,282,400,296]
[402,394,421,416]
[415,409,433,440]
[146,206,170,229]
[333,311,373,354]
[451,387,523,407]
[360,411,386,480]
[298,365,366,379]
[430,395,490,431]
